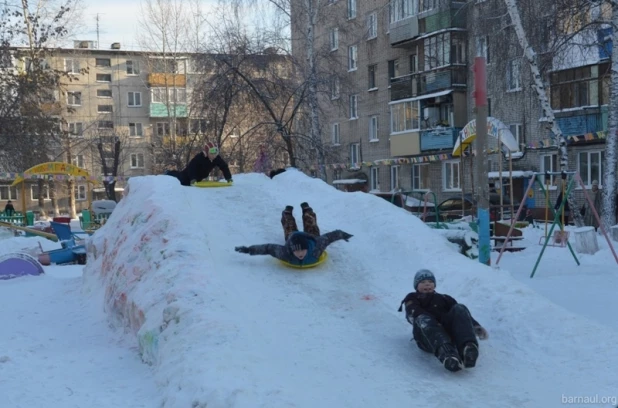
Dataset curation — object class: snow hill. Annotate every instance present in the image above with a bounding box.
[82,169,617,408]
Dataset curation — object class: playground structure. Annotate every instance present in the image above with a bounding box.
[495,171,618,278]
[10,161,95,214]
[37,221,87,266]
[0,252,44,280]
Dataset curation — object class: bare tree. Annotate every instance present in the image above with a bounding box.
[0,0,83,216]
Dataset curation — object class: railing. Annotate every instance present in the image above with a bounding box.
[390,66,467,101]
[420,127,461,151]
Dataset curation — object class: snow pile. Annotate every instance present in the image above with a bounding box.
[83,170,617,408]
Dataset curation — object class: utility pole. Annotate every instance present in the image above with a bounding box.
[474,56,490,266]
[96,13,101,49]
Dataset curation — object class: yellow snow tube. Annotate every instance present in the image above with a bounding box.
[278,251,328,269]
[193,181,233,188]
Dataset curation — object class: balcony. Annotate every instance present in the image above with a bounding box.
[420,127,461,151]
[390,131,420,157]
[553,109,605,138]
[390,1,467,47]
[149,103,188,118]
[391,66,467,102]
[147,73,186,87]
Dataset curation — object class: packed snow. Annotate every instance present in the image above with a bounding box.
[1,168,617,408]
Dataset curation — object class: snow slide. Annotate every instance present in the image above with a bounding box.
[83,170,617,408]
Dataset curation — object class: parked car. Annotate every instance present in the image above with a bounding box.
[423,193,520,222]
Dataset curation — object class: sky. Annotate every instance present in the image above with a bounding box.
[75,0,272,52]
[1,169,617,407]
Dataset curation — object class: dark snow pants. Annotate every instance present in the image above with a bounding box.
[412,304,478,357]
[281,209,320,239]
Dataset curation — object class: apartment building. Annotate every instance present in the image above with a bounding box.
[2,41,290,214]
[295,0,615,211]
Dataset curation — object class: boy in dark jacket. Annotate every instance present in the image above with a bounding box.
[235,202,352,266]
[398,269,488,372]
[166,142,233,186]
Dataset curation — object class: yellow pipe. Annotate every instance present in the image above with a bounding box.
[0,221,58,241]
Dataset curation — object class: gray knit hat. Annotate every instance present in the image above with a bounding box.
[414,269,436,290]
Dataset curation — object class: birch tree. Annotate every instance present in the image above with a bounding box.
[601,0,618,230]
[503,0,585,226]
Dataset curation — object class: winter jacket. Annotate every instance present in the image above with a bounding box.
[398,291,481,328]
[238,230,352,266]
[177,152,232,186]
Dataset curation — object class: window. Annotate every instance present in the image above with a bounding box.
[65,58,80,74]
[487,98,492,116]
[96,73,111,82]
[71,154,84,167]
[409,53,418,73]
[98,105,113,113]
[156,122,171,136]
[350,143,360,168]
[507,59,521,91]
[130,153,145,169]
[330,28,339,51]
[129,122,143,137]
[420,0,436,12]
[151,88,187,103]
[190,119,208,134]
[412,164,430,191]
[0,186,18,200]
[97,89,112,98]
[68,122,83,137]
[348,45,358,70]
[332,123,340,145]
[443,160,461,191]
[98,120,114,129]
[424,33,450,70]
[540,154,558,187]
[31,185,50,201]
[388,59,400,82]
[368,64,377,89]
[347,0,356,19]
[390,100,420,133]
[369,115,379,141]
[333,169,342,181]
[126,60,140,75]
[550,66,597,110]
[370,167,380,191]
[509,124,523,146]
[390,0,417,22]
[95,58,111,67]
[128,91,142,107]
[578,151,604,187]
[367,13,377,39]
[451,36,466,65]
[349,94,358,119]
[331,76,340,99]
[74,185,87,201]
[67,91,81,106]
[390,165,400,191]
[475,36,490,63]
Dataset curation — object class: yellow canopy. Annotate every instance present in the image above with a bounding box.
[11,162,91,187]
[453,117,520,157]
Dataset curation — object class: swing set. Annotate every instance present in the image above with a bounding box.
[495,171,618,278]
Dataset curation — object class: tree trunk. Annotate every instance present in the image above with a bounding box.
[602,2,618,231]
[66,179,77,219]
[503,0,583,227]
[303,0,325,181]
[49,180,60,216]
[37,179,47,218]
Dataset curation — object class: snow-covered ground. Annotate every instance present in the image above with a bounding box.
[1,169,617,408]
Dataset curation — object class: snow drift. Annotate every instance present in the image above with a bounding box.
[83,170,617,408]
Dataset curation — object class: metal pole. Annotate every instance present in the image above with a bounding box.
[474,57,490,265]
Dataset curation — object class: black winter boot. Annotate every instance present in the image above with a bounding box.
[462,342,478,368]
[437,343,463,372]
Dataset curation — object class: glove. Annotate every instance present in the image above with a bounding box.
[235,246,251,254]
[474,325,488,340]
[341,232,353,242]
[227,178,233,183]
